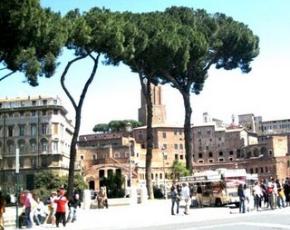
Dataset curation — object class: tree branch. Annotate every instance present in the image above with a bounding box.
[0,71,16,82]
[77,53,101,111]
[0,67,8,71]
[60,55,89,110]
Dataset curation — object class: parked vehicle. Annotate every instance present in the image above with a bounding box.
[179,168,258,207]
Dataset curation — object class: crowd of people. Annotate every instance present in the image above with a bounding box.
[19,188,80,229]
[238,177,290,213]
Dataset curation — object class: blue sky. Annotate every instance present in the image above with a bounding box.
[1,0,290,134]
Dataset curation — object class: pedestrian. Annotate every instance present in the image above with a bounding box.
[47,191,57,225]
[196,183,203,208]
[54,188,68,228]
[67,193,81,223]
[253,181,263,211]
[0,192,5,230]
[170,185,178,215]
[283,178,290,207]
[237,183,245,213]
[33,197,47,225]
[97,187,108,209]
[181,182,190,215]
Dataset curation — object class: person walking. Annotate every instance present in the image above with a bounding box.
[181,182,190,215]
[237,183,245,213]
[196,184,203,208]
[23,191,34,228]
[54,188,68,228]
[47,191,57,225]
[253,181,263,211]
[170,185,178,215]
[67,193,81,223]
[0,192,5,230]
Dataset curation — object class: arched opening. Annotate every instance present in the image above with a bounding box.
[253,148,259,157]
[89,180,95,190]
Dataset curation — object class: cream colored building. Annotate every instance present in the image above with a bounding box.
[0,96,73,192]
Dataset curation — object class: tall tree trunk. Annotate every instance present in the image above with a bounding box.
[139,74,154,199]
[181,91,193,174]
[60,53,100,199]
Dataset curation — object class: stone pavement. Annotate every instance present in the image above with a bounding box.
[4,199,289,230]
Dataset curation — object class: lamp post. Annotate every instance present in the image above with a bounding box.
[161,147,167,199]
[128,141,132,188]
[15,148,19,228]
[126,123,133,190]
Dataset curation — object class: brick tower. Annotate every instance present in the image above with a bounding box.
[138,84,167,125]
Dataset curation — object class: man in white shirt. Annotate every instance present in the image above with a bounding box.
[181,182,190,215]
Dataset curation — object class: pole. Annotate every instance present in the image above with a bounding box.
[15,148,19,228]
[129,140,132,188]
[162,151,166,199]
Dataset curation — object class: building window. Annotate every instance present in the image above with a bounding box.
[41,139,48,153]
[250,168,254,174]
[179,144,183,149]
[41,123,49,135]
[229,151,234,155]
[54,109,58,115]
[30,141,37,152]
[229,157,233,161]
[180,155,184,160]
[174,130,178,135]
[8,142,14,154]
[19,125,25,136]
[175,154,178,160]
[8,126,13,137]
[218,158,224,162]
[162,144,167,150]
[209,159,214,163]
[174,144,178,150]
[52,123,58,135]
[162,132,167,138]
[219,151,223,156]
[198,160,204,164]
[209,152,213,158]
[31,124,37,136]
[198,153,203,158]
[18,140,25,154]
[260,167,264,173]
[206,146,209,150]
[42,110,47,116]
[43,100,47,105]
[52,141,58,153]
[80,155,84,160]
[236,149,241,158]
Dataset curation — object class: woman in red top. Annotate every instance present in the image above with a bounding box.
[54,188,68,227]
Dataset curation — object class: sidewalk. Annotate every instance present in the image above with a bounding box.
[5,200,289,230]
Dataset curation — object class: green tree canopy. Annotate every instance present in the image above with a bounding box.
[93,119,142,133]
[0,0,67,85]
[171,160,190,181]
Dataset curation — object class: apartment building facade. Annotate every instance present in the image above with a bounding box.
[0,96,73,192]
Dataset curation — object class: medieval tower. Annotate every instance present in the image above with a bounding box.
[138,85,167,125]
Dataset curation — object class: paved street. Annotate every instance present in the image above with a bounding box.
[4,199,290,230]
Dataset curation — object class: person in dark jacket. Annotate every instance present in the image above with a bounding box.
[67,193,81,223]
[238,183,245,213]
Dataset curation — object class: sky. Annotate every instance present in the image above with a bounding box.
[1,0,290,134]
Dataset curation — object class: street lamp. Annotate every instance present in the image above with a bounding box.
[161,146,167,199]
[126,123,133,189]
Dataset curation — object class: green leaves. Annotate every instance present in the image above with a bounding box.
[0,0,67,86]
